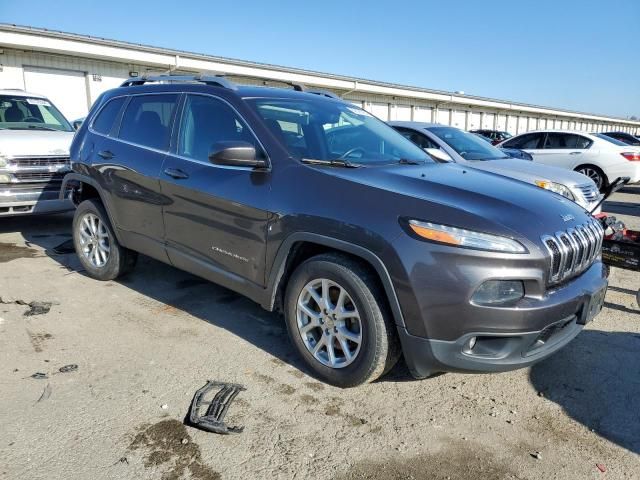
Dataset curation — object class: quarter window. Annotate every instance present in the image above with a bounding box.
[92,97,125,135]
[118,94,178,150]
[178,94,262,162]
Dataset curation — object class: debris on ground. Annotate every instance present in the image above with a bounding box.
[187,380,246,434]
[161,404,168,410]
[530,452,542,460]
[58,364,78,373]
[0,297,54,316]
[30,372,48,380]
[596,463,606,473]
[36,383,52,403]
[50,239,75,255]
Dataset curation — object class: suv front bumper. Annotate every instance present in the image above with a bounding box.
[397,261,608,378]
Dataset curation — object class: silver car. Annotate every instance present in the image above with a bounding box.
[390,122,603,214]
[0,89,74,216]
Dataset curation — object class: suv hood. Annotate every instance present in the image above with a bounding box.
[326,162,593,244]
[467,158,594,187]
[0,130,74,157]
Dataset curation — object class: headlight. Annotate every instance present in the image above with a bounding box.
[0,173,11,183]
[407,220,527,253]
[0,155,6,168]
[535,180,575,201]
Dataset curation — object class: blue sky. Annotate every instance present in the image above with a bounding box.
[1,0,638,118]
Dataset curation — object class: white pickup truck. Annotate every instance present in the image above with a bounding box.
[0,89,75,216]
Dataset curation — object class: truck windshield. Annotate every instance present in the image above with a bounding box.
[428,126,510,161]
[0,95,73,132]
[247,97,430,165]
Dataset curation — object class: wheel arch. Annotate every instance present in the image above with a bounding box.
[264,233,406,329]
[61,173,123,243]
[574,163,608,188]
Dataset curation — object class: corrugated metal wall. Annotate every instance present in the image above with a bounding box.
[0,48,637,135]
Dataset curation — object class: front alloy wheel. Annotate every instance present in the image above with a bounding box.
[296,278,362,368]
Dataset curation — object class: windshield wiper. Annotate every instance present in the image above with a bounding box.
[397,158,422,165]
[26,125,58,131]
[301,158,362,168]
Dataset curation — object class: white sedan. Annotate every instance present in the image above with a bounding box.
[497,130,640,190]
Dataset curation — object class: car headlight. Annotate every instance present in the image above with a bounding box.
[0,154,6,168]
[534,180,575,201]
[0,173,11,183]
[407,220,527,253]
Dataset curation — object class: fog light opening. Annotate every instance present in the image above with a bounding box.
[463,336,477,354]
[471,280,524,306]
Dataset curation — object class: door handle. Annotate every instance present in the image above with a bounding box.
[569,151,582,155]
[97,150,114,160]
[163,167,189,180]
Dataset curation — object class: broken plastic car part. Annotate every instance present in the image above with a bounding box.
[188,381,245,434]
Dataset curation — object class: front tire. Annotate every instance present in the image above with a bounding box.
[72,199,137,280]
[284,253,399,387]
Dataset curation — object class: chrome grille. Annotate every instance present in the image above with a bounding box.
[577,183,599,202]
[542,219,603,284]
[8,156,70,168]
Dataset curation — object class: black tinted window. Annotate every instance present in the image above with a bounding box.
[544,133,592,149]
[503,133,543,149]
[178,94,262,162]
[394,127,439,149]
[92,97,125,135]
[119,94,178,150]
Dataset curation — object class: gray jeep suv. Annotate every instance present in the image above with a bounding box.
[63,74,607,387]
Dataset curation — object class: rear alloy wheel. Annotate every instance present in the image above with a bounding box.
[575,166,606,191]
[284,253,400,387]
[73,199,137,281]
[77,213,111,268]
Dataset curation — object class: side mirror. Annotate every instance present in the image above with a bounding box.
[423,147,453,162]
[209,141,267,168]
[72,119,83,130]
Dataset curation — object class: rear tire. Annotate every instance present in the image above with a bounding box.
[284,253,400,387]
[72,199,137,280]
[575,165,607,192]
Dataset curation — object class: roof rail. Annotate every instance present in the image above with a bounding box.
[120,74,237,90]
[306,89,341,100]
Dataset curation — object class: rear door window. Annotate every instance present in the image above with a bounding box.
[92,97,125,135]
[118,94,179,150]
[544,133,592,149]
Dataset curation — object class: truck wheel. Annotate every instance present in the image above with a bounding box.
[72,199,137,281]
[284,253,400,387]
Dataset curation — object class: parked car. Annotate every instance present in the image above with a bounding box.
[472,132,533,161]
[63,74,607,387]
[0,89,74,216]
[390,122,602,212]
[600,131,640,147]
[469,129,512,145]
[498,130,640,191]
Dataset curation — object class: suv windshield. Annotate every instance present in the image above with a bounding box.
[0,95,72,132]
[247,97,430,165]
[428,126,509,161]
